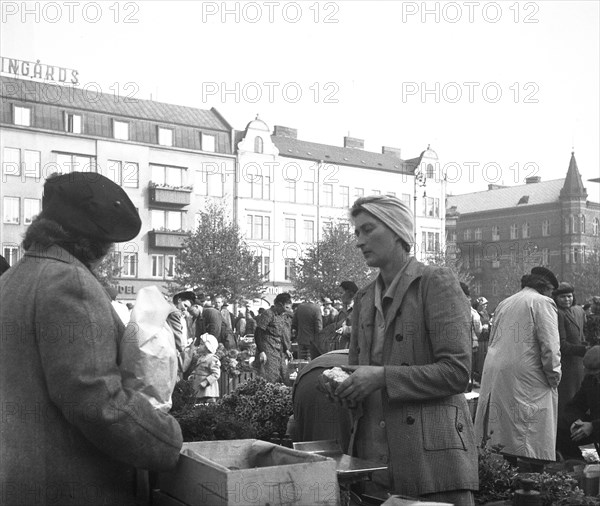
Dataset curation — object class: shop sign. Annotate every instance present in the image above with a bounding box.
[0,56,79,85]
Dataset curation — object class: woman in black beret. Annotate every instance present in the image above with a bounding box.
[553,282,589,458]
[0,172,183,506]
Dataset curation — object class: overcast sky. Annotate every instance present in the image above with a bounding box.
[2,0,599,196]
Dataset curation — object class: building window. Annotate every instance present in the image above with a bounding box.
[247,215,270,240]
[401,193,411,206]
[473,281,481,296]
[165,255,176,278]
[285,218,296,242]
[564,217,570,234]
[201,133,216,152]
[372,190,381,195]
[56,153,95,173]
[448,229,457,242]
[158,127,173,147]
[65,112,82,134]
[3,197,20,224]
[107,160,139,187]
[424,197,440,218]
[491,250,500,268]
[151,255,164,278]
[387,192,396,197]
[304,181,315,205]
[151,210,183,231]
[3,147,21,176]
[14,105,31,126]
[23,150,41,179]
[594,218,599,236]
[542,220,550,237]
[522,222,530,239]
[474,228,482,240]
[355,188,364,199]
[151,164,184,187]
[194,169,209,196]
[491,225,500,241]
[284,258,296,281]
[122,253,138,277]
[463,229,471,241]
[541,248,549,265]
[510,223,518,240]
[255,255,270,280]
[323,221,333,234]
[474,252,482,268]
[251,175,270,200]
[423,231,439,252]
[492,280,498,296]
[580,215,586,234]
[426,163,435,179]
[303,220,314,243]
[286,180,296,202]
[113,120,129,141]
[3,245,19,266]
[323,184,333,206]
[23,198,40,225]
[340,186,350,208]
[254,136,263,154]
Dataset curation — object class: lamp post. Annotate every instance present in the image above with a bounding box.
[413,166,427,254]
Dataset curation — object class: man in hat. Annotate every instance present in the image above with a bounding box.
[332,195,478,504]
[317,280,359,353]
[0,172,183,506]
[559,346,600,459]
[475,265,561,471]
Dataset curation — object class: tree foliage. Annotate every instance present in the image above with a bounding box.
[174,201,265,301]
[292,221,376,300]
[564,254,600,304]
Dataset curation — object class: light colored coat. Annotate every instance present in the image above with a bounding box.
[0,245,183,506]
[189,353,221,399]
[475,287,561,461]
[349,258,478,497]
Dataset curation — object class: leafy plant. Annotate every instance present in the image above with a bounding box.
[475,445,518,504]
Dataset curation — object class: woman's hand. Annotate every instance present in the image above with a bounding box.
[259,352,267,364]
[570,420,593,442]
[335,366,385,404]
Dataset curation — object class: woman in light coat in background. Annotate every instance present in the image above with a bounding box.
[475,267,562,468]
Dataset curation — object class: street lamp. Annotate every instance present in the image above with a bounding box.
[413,165,427,250]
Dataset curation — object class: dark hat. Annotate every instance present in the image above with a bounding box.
[583,346,600,375]
[340,280,359,294]
[530,266,559,290]
[553,282,575,297]
[172,291,196,304]
[42,172,141,242]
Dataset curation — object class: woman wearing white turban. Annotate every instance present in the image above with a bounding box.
[334,195,478,505]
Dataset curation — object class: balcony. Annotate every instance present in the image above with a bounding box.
[148,230,188,249]
[149,184,192,206]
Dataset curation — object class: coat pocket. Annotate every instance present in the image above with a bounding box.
[421,404,467,451]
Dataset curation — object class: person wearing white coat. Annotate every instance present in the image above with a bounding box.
[475,266,562,466]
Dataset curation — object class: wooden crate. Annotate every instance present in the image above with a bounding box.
[218,371,256,397]
[158,439,339,506]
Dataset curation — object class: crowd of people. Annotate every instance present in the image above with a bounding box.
[1,173,599,506]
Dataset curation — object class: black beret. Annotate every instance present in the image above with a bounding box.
[531,266,559,290]
[42,172,141,242]
[340,280,359,293]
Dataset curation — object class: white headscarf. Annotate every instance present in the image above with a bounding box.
[351,195,414,246]
[199,333,218,354]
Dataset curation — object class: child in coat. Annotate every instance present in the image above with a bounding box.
[187,333,221,403]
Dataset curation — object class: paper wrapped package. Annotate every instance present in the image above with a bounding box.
[120,286,178,412]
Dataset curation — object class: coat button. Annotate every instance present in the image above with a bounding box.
[379,420,386,429]
[457,423,464,432]
[406,416,415,425]
[395,334,404,341]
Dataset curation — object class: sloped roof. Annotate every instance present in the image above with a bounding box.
[560,152,587,198]
[0,76,230,131]
[271,136,415,173]
[446,179,566,215]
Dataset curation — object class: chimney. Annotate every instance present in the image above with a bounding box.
[525,176,541,184]
[382,146,402,158]
[273,125,297,139]
[344,136,364,149]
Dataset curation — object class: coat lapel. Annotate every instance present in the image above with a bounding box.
[358,287,376,361]
[564,308,581,332]
[384,258,425,331]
